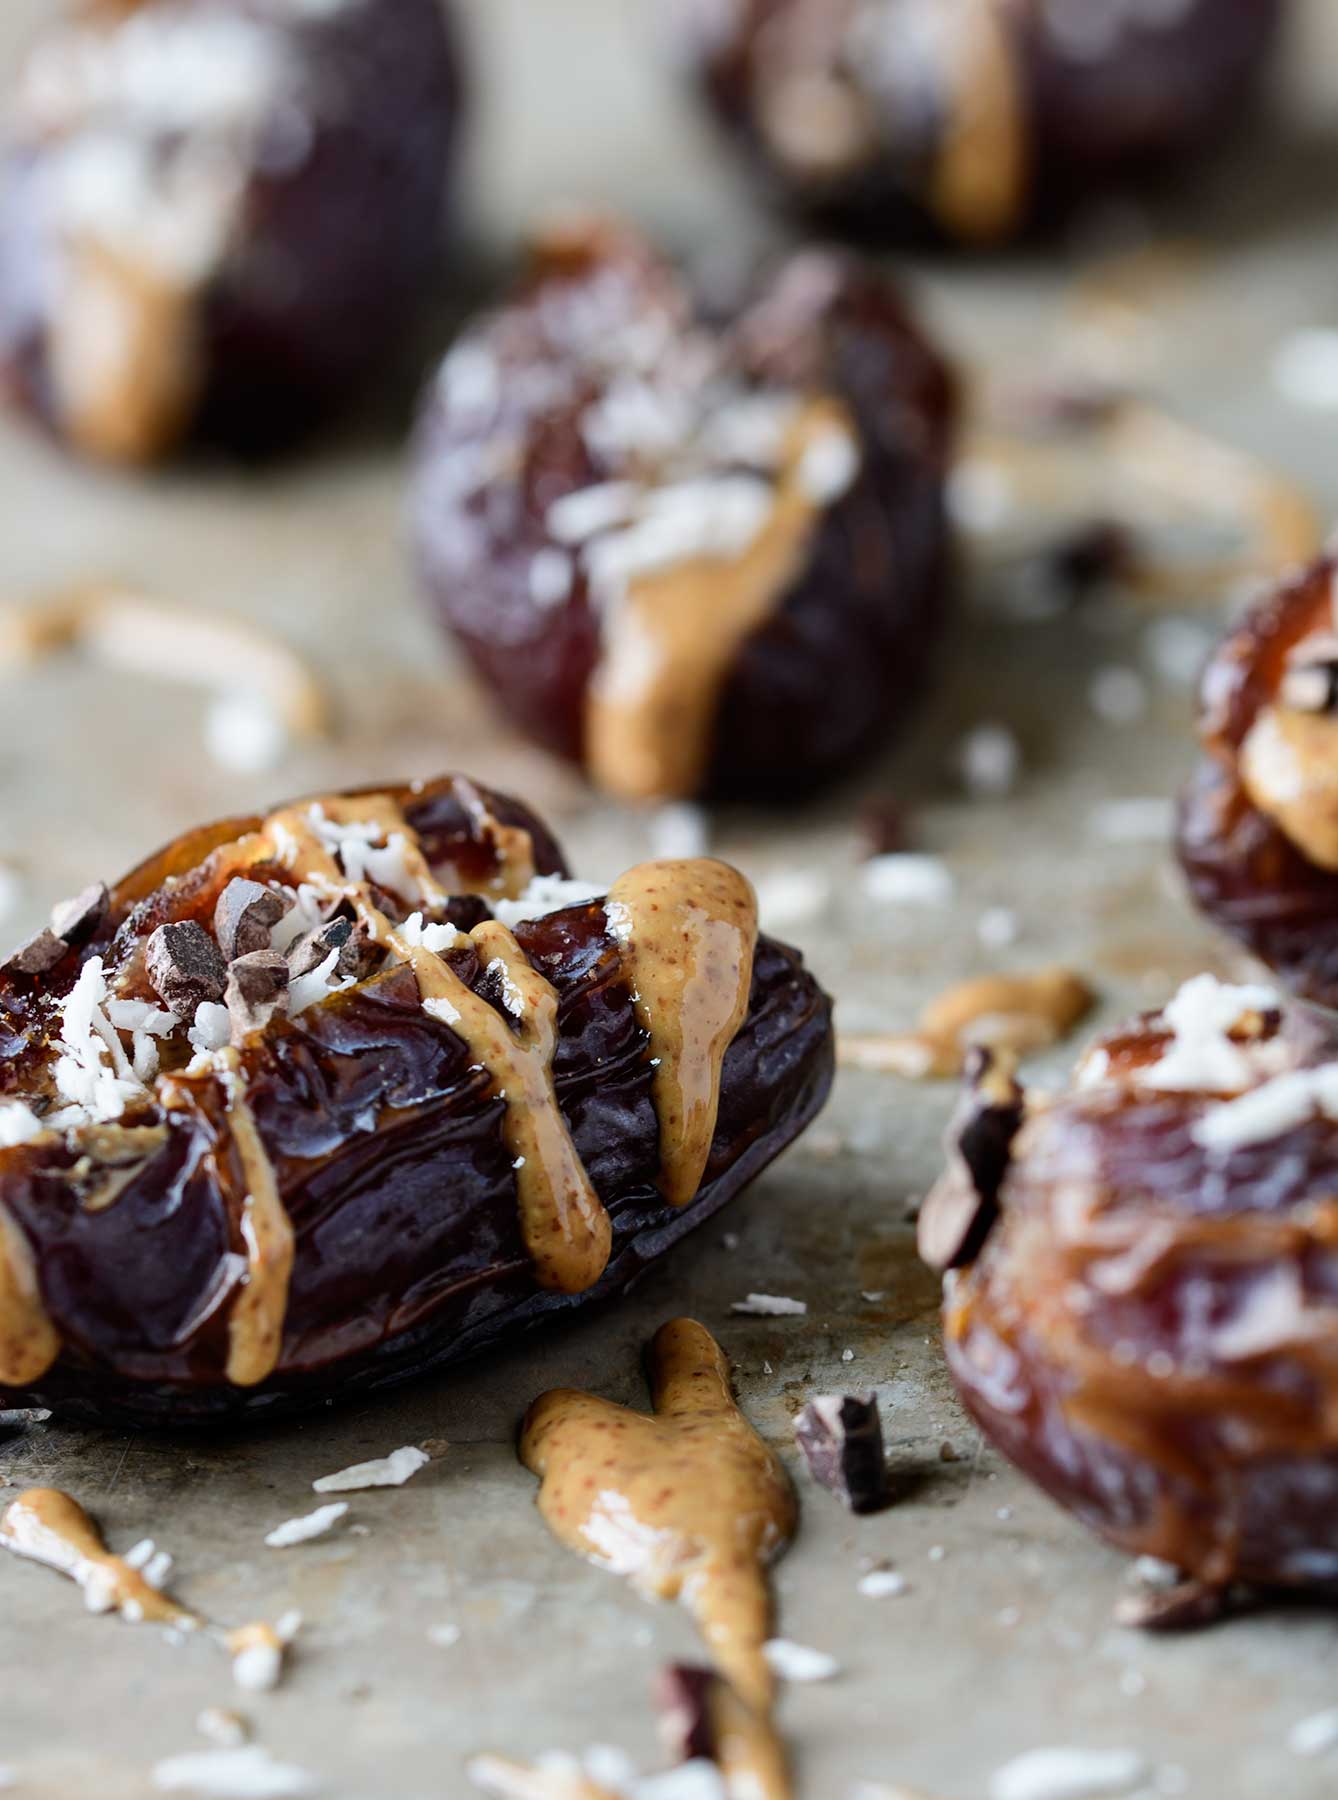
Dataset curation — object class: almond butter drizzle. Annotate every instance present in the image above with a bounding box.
[222,1082,296,1388]
[0,1488,198,1630]
[256,795,612,1296]
[520,1319,794,1797]
[1239,704,1338,872]
[0,1485,296,1684]
[838,967,1095,1081]
[929,0,1028,243]
[584,398,854,803]
[0,1205,61,1387]
[49,242,203,465]
[606,861,758,1208]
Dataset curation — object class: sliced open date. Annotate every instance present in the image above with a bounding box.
[930,974,1338,1600]
[1179,553,1338,1008]
[0,776,833,1427]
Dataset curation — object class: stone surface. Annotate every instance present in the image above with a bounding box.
[2,1,1338,1795]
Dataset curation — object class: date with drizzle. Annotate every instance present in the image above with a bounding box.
[0,776,833,1426]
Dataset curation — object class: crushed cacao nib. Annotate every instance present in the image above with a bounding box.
[793,1391,888,1514]
[50,882,109,947]
[145,920,228,1013]
[288,918,354,979]
[225,952,291,1041]
[654,1664,718,1762]
[918,1047,1023,1273]
[214,879,288,963]
[4,929,68,976]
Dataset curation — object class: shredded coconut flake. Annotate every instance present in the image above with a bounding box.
[860,854,955,908]
[547,481,642,545]
[152,1745,318,1798]
[264,1502,349,1549]
[491,875,606,931]
[312,1446,429,1493]
[396,912,461,954]
[797,426,860,504]
[1288,1708,1338,1757]
[54,955,152,1124]
[1195,1065,1338,1153]
[0,1101,45,1147]
[988,1747,1149,1800]
[857,1569,908,1599]
[731,1293,807,1317]
[1140,974,1282,1096]
[762,1639,840,1682]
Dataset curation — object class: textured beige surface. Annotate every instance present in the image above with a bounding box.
[3,3,1338,1796]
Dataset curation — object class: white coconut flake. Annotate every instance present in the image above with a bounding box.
[1140,974,1282,1096]
[232,1644,284,1695]
[528,548,575,610]
[857,1569,908,1599]
[205,693,290,775]
[1089,667,1149,727]
[988,1747,1149,1800]
[731,1294,807,1317]
[152,1745,318,1798]
[286,949,348,1017]
[860,854,955,908]
[0,1101,45,1147]
[547,481,642,546]
[958,724,1022,798]
[264,1502,349,1549]
[54,955,151,1124]
[427,1622,462,1649]
[755,869,831,930]
[395,912,461,955]
[797,426,859,505]
[491,875,606,930]
[978,907,1020,950]
[1273,329,1338,412]
[189,1001,232,1056]
[422,994,462,1028]
[648,802,709,861]
[1288,1708,1338,1757]
[196,1710,249,1750]
[1195,1065,1338,1153]
[763,1639,841,1683]
[1089,797,1174,844]
[312,1446,430,1493]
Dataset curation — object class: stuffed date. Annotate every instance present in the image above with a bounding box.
[664,0,1285,246]
[0,774,833,1427]
[0,0,463,462]
[1179,553,1338,1009]
[411,215,954,804]
[924,975,1338,1604]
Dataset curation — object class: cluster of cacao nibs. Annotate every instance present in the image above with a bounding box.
[144,879,369,1048]
[2,883,110,976]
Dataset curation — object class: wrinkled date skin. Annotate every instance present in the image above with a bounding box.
[666,0,1284,244]
[1179,555,1338,1007]
[411,222,954,803]
[0,0,463,459]
[933,1009,1338,1594]
[0,777,833,1427]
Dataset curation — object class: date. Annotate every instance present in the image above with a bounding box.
[0,776,833,1426]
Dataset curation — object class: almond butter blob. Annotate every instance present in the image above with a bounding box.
[519,1318,796,1798]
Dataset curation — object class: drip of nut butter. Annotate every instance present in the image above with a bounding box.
[220,1075,297,1389]
[585,397,856,804]
[605,861,758,1208]
[520,1319,795,1796]
[0,1205,61,1386]
[49,243,203,466]
[928,0,1029,242]
[1240,633,1338,871]
[839,966,1095,1079]
[0,1486,296,1688]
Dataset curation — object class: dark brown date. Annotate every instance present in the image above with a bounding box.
[664,0,1284,245]
[410,216,954,804]
[928,983,1338,1598]
[0,775,833,1428]
[1179,554,1338,1007]
[0,0,463,462]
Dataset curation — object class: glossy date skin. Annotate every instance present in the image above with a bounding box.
[668,0,1284,245]
[1179,555,1338,1007]
[0,779,833,1427]
[0,0,463,459]
[937,1009,1338,1594]
[411,224,954,803]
